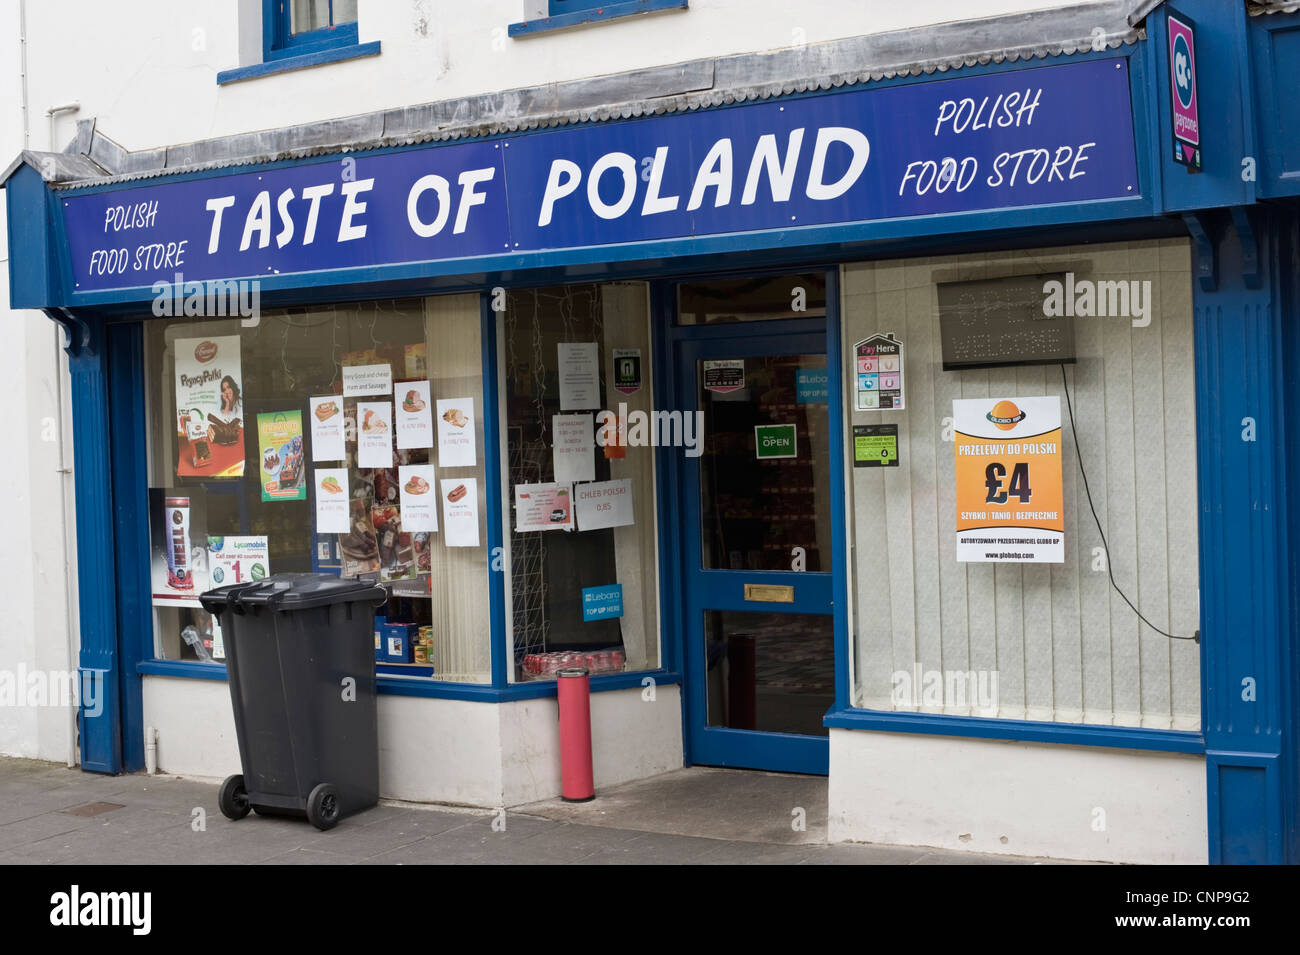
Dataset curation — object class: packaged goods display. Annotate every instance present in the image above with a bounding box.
[164,497,193,590]
[520,649,626,680]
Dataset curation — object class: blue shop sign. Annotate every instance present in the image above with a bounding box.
[62,58,1137,293]
[582,585,624,622]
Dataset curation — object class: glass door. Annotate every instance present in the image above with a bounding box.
[677,331,835,774]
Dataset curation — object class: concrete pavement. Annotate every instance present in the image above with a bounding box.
[0,757,1066,865]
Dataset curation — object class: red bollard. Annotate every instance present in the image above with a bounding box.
[557,667,595,802]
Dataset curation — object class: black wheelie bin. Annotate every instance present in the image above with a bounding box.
[199,573,388,831]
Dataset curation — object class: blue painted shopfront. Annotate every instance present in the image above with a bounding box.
[5,0,1299,864]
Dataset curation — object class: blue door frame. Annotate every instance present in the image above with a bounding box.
[664,273,848,775]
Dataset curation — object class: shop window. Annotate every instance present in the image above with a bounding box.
[843,240,1200,731]
[267,0,359,60]
[218,0,375,83]
[509,0,688,38]
[143,295,491,684]
[499,283,659,681]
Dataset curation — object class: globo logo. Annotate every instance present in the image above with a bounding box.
[986,400,1026,430]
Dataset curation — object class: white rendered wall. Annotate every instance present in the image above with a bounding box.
[20,0,1113,154]
[829,729,1207,863]
[0,1,79,764]
[142,675,682,806]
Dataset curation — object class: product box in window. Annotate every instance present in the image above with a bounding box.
[373,614,387,662]
[380,622,417,664]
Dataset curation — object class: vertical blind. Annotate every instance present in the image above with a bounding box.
[845,239,1200,730]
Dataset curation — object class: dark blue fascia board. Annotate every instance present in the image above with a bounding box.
[217,41,380,85]
[69,44,1142,199]
[5,164,56,308]
[71,210,1187,321]
[1247,9,1300,198]
[823,707,1206,755]
[509,0,687,38]
[39,45,1150,308]
[1148,2,1257,212]
[137,658,680,701]
[57,196,1158,312]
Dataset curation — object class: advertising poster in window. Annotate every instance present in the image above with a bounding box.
[207,536,269,587]
[442,479,480,547]
[558,342,600,410]
[337,498,381,577]
[436,398,476,467]
[314,468,351,533]
[342,362,393,398]
[371,505,416,581]
[395,381,434,450]
[357,402,394,468]
[552,414,595,484]
[256,411,306,501]
[953,396,1063,563]
[174,335,245,478]
[515,482,574,532]
[309,396,346,462]
[575,479,634,531]
[399,464,438,531]
[149,489,208,605]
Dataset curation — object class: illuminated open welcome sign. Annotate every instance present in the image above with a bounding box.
[62,58,1138,293]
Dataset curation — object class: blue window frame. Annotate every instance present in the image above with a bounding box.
[218,1,378,84]
[510,0,688,39]
[264,0,359,62]
[549,0,607,13]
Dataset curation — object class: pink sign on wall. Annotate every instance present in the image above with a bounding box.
[1168,12,1201,171]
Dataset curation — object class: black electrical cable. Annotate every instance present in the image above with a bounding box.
[1059,364,1200,643]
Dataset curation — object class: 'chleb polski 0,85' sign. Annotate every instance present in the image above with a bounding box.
[953,396,1064,563]
[63,58,1138,293]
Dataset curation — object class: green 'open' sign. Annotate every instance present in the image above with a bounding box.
[754,424,798,459]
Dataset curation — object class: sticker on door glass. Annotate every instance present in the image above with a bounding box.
[612,348,642,396]
[703,359,745,394]
[755,423,797,459]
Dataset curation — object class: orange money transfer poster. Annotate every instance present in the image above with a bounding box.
[953,396,1063,563]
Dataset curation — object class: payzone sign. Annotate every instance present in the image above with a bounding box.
[953,396,1063,563]
[1168,12,1201,171]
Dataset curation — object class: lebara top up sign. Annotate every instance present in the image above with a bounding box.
[60,59,1139,295]
[1168,11,1201,171]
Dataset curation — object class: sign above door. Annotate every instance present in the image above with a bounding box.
[60,58,1138,296]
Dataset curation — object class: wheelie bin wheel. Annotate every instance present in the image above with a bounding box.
[218,774,251,820]
[307,783,341,831]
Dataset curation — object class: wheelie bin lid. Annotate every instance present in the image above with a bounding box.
[230,573,387,612]
[198,580,263,615]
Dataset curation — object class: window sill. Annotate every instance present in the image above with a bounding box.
[137,658,680,702]
[217,41,381,85]
[138,659,229,681]
[823,706,1206,754]
[508,0,687,39]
